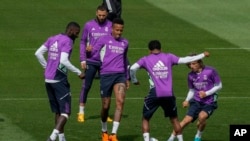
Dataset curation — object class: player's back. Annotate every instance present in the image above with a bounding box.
[44,34,73,80]
[138,52,179,97]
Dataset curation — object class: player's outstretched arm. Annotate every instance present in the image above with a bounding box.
[203,51,210,57]
[129,63,140,85]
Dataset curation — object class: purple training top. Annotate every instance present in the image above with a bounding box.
[92,34,129,78]
[136,52,179,97]
[188,66,221,104]
[43,34,73,80]
[80,19,112,63]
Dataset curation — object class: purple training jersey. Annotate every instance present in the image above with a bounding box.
[188,66,221,104]
[43,34,73,80]
[80,19,112,63]
[92,35,129,77]
[136,53,179,97]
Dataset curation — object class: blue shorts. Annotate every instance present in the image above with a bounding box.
[143,88,178,120]
[45,79,71,114]
[100,73,126,98]
[187,99,218,122]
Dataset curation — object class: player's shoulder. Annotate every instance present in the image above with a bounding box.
[106,20,112,25]
[120,37,128,44]
[204,66,216,71]
[84,19,96,27]
[47,33,66,41]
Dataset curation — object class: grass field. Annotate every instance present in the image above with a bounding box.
[1,0,250,141]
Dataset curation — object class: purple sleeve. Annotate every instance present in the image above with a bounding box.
[187,74,194,89]
[212,69,221,84]
[80,24,89,62]
[43,37,52,48]
[136,57,146,68]
[169,53,179,65]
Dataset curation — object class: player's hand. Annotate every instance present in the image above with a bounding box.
[81,62,87,70]
[182,100,189,108]
[78,72,85,79]
[126,80,130,89]
[86,45,92,52]
[199,91,206,98]
[203,51,210,57]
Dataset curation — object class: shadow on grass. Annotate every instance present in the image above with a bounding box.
[118,134,140,141]
[86,114,129,120]
[202,139,224,141]
[0,118,5,122]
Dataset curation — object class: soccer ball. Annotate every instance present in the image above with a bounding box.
[150,137,158,141]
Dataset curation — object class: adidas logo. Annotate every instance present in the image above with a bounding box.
[153,61,168,71]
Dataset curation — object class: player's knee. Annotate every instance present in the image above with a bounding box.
[199,111,208,120]
[61,113,69,119]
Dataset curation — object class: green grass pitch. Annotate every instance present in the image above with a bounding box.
[0,0,250,141]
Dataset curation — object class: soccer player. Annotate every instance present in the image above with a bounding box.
[35,22,84,141]
[102,0,122,21]
[129,40,210,141]
[78,5,113,123]
[167,55,222,141]
[86,18,129,141]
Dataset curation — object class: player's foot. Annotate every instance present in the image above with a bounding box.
[46,137,54,141]
[194,137,201,141]
[102,132,109,141]
[107,116,113,122]
[109,134,118,141]
[77,113,84,123]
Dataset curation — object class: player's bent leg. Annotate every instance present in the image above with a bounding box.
[180,115,193,129]
[170,117,182,135]
[101,97,111,122]
[113,83,126,122]
[142,117,150,133]
[197,111,208,131]
[55,113,69,131]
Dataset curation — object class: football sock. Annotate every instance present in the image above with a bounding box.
[58,133,66,141]
[176,134,183,141]
[167,133,176,141]
[49,129,59,140]
[111,121,120,134]
[143,132,150,141]
[195,130,203,138]
[101,121,108,132]
[79,106,84,114]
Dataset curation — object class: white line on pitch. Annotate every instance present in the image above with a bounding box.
[1,97,250,101]
[206,48,250,50]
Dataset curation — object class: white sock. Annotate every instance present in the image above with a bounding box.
[49,129,59,140]
[143,132,150,141]
[101,121,107,132]
[195,130,203,138]
[167,133,176,141]
[176,134,183,141]
[111,121,120,134]
[58,133,66,141]
[79,106,84,114]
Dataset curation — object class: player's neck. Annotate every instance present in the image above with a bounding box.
[151,50,161,54]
